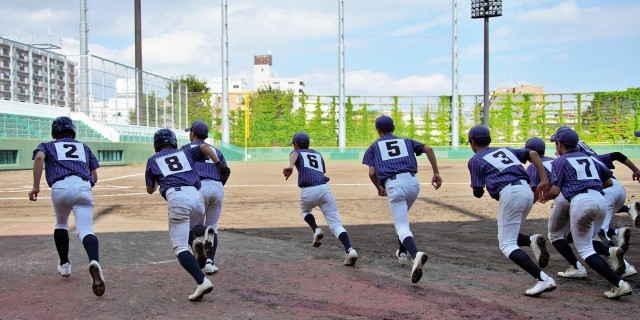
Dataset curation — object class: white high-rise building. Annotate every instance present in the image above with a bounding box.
[0,36,76,109]
[253,54,305,95]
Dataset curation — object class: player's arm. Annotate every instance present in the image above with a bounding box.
[146,181,157,194]
[199,144,221,163]
[609,152,640,182]
[528,150,549,199]
[542,185,561,202]
[368,166,386,196]
[283,152,298,180]
[421,144,442,190]
[29,151,45,201]
[91,169,98,185]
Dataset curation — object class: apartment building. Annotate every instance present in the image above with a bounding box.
[0,36,76,109]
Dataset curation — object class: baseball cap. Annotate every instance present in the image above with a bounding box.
[375,115,395,132]
[290,132,310,146]
[468,125,491,140]
[185,120,209,137]
[549,126,578,147]
[525,137,545,154]
[635,131,640,137]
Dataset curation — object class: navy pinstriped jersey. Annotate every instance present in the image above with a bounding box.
[525,155,554,189]
[33,137,100,187]
[551,150,613,200]
[293,149,330,188]
[468,147,531,200]
[362,134,424,186]
[145,147,205,198]
[180,141,227,181]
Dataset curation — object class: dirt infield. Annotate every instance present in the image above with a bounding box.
[1,160,639,319]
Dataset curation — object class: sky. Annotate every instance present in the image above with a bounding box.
[1,0,639,97]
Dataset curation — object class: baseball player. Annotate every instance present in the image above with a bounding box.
[467,126,555,297]
[586,150,640,252]
[145,128,226,301]
[541,126,632,299]
[362,116,442,283]
[28,116,105,297]
[283,132,358,266]
[525,137,635,280]
[181,120,230,274]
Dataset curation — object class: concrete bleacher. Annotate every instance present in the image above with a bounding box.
[0,113,110,142]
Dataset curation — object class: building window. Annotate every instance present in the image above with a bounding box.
[0,150,18,165]
[98,150,123,162]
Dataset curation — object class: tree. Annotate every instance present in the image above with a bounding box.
[176,74,215,138]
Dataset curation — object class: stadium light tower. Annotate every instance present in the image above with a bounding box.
[471,0,502,127]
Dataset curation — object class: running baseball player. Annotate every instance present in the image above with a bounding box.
[467,126,555,297]
[362,116,442,283]
[283,132,358,266]
[28,116,105,297]
[525,137,635,280]
[181,120,230,274]
[541,126,632,299]
[145,128,225,301]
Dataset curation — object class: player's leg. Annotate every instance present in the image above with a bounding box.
[300,187,323,247]
[601,182,628,251]
[51,181,73,277]
[70,178,104,297]
[317,186,357,265]
[387,176,427,283]
[203,181,224,274]
[497,186,555,296]
[167,190,212,301]
[570,194,631,298]
[548,195,586,277]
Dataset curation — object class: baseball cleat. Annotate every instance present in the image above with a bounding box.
[88,260,105,297]
[557,262,588,278]
[203,226,215,257]
[614,227,630,253]
[396,250,408,265]
[598,229,613,247]
[629,201,640,228]
[188,278,214,301]
[204,260,218,274]
[604,280,632,299]
[607,246,626,276]
[312,228,324,248]
[531,234,550,269]
[57,262,71,277]
[192,240,207,269]
[410,252,428,283]
[622,260,637,278]
[344,248,358,266]
[525,276,556,297]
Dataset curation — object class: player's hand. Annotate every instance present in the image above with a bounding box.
[633,170,640,183]
[377,186,387,197]
[28,188,39,201]
[215,162,231,185]
[283,167,293,180]
[536,180,549,201]
[431,173,442,190]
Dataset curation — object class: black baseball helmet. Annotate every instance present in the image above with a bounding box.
[153,128,177,152]
[51,116,76,139]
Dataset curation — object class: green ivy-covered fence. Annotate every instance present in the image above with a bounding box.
[221,87,640,147]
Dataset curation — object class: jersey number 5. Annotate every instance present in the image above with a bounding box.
[377,139,409,161]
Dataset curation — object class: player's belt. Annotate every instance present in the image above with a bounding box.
[510,179,528,186]
[53,175,89,184]
[388,172,415,181]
